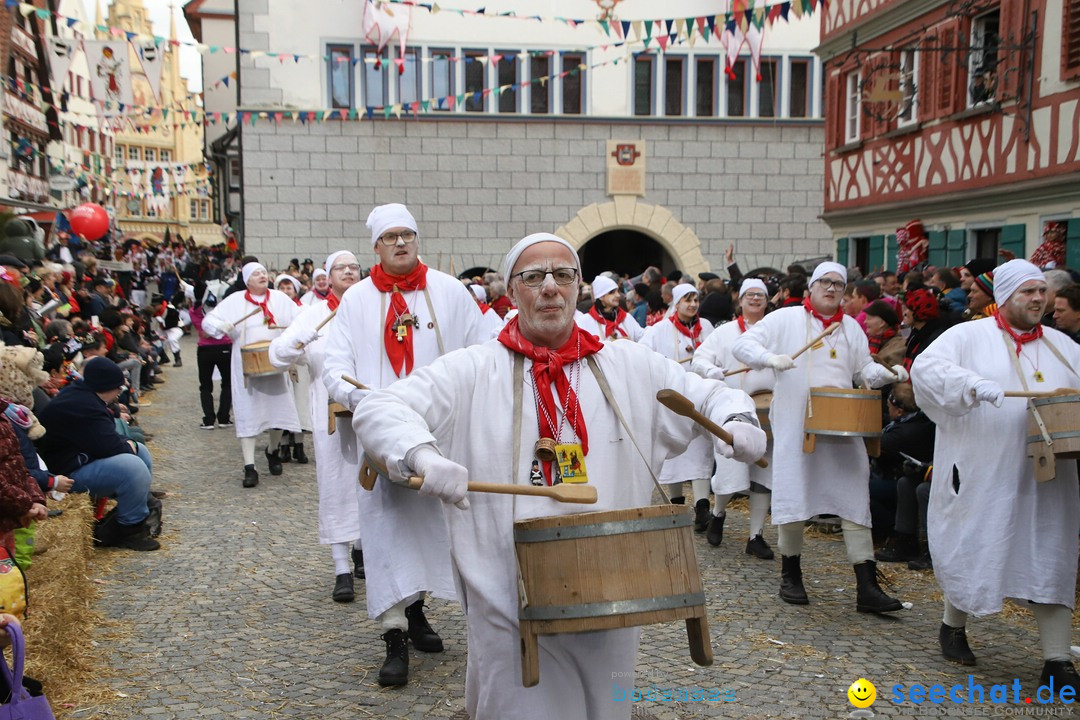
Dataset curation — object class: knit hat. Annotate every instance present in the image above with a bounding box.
[275,275,302,294]
[366,203,418,248]
[973,271,995,299]
[83,356,125,392]
[739,278,767,298]
[904,288,939,322]
[241,262,267,285]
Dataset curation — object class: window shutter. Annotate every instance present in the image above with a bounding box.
[836,237,849,266]
[934,22,961,118]
[868,235,886,273]
[1065,0,1080,78]
[886,234,898,272]
[927,230,947,267]
[1000,224,1026,260]
[947,229,967,267]
[826,72,840,148]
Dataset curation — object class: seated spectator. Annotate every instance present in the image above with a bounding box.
[927,268,966,312]
[965,270,996,320]
[904,287,951,370]
[0,403,47,557]
[865,300,906,368]
[35,357,159,551]
[3,399,73,496]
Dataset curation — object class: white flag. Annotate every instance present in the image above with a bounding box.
[46,36,78,92]
[84,40,133,114]
[363,0,411,54]
[134,40,165,103]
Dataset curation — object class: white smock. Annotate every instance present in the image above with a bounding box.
[201,288,301,438]
[732,307,896,526]
[911,318,1080,615]
[321,267,486,618]
[692,318,776,494]
[575,308,645,342]
[268,299,361,545]
[353,338,754,720]
[640,316,715,484]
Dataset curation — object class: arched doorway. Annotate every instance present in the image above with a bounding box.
[578,229,677,281]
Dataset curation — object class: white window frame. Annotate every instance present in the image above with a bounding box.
[845,71,862,143]
[968,10,1000,108]
[897,48,919,127]
[325,42,356,110]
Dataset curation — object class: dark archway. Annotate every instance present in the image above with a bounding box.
[459,266,495,281]
[578,230,677,282]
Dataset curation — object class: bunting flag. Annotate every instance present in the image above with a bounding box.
[46,36,78,92]
[84,40,134,114]
[363,0,412,72]
[134,39,166,103]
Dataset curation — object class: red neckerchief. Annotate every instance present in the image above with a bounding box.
[326,291,341,312]
[673,315,702,348]
[737,315,748,333]
[587,305,628,339]
[868,327,897,356]
[803,296,843,328]
[369,262,428,376]
[290,296,302,307]
[155,302,167,317]
[244,291,276,326]
[315,288,330,300]
[478,301,491,313]
[497,317,604,485]
[994,310,1043,356]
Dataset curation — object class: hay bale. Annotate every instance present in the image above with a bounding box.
[20,494,114,717]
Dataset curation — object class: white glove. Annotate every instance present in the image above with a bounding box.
[972,378,1005,408]
[706,367,726,381]
[766,354,795,372]
[347,387,371,412]
[890,365,910,383]
[715,421,768,463]
[296,327,320,346]
[409,445,470,509]
[220,321,235,334]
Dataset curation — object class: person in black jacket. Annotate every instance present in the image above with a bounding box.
[36,357,159,551]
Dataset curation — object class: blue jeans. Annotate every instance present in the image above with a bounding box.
[70,444,153,526]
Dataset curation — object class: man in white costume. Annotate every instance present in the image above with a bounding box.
[640,284,715,516]
[733,262,908,613]
[321,203,486,687]
[202,262,301,488]
[691,278,775,558]
[911,259,1079,690]
[352,233,766,720]
[268,251,364,603]
[576,275,644,341]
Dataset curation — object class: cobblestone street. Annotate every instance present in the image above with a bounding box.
[91,335,1072,720]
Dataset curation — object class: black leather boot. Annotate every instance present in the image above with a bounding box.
[243,464,259,488]
[405,598,444,652]
[780,555,809,605]
[939,623,977,665]
[278,443,292,463]
[332,573,354,603]
[265,448,283,476]
[854,560,903,613]
[378,629,409,687]
[108,520,160,551]
[352,546,365,579]
[293,441,309,464]
[1039,660,1080,694]
[875,532,919,563]
[706,511,725,547]
[746,534,775,560]
[694,498,711,532]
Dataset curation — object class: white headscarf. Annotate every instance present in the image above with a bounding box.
[241,262,266,285]
[275,275,301,294]
[810,261,847,286]
[312,268,328,281]
[671,283,699,306]
[324,250,353,273]
[739,278,768,298]
[591,275,618,300]
[470,284,487,302]
[993,259,1044,307]
[501,232,580,281]
[366,203,418,248]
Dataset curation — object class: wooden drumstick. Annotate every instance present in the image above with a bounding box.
[406,476,597,504]
[233,307,263,326]
[656,389,769,468]
[1001,389,1078,398]
[341,374,370,391]
[294,309,337,349]
[724,322,842,377]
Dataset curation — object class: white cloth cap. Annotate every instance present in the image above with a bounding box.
[275,275,301,293]
[501,232,581,280]
[470,284,487,302]
[993,259,1044,306]
[241,262,266,285]
[366,203,418,248]
[810,261,847,286]
[740,278,768,298]
[591,275,618,300]
[312,268,328,280]
[324,250,353,273]
[671,283,699,306]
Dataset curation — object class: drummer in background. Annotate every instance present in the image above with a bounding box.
[352,233,765,720]
[691,278,776,559]
[911,259,1080,691]
[201,262,302,488]
[269,251,364,604]
[576,275,644,341]
[301,269,331,305]
[273,273,311,463]
[733,262,908,613]
[321,203,486,689]
[640,284,715,518]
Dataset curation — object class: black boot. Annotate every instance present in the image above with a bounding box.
[1039,660,1080,694]
[670,496,685,505]
[332,573,355,603]
[352,546,365,579]
[780,555,809,605]
[694,498,711,532]
[746,534,775,560]
[908,541,933,570]
[278,443,292,463]
[265,448,283,476]
[854,560,903,613]
[293,441,309,464]
[405,598,444,652]
[875,532,919,563]
[706,512,725,547]
[172,352,182,368]
[939,623,977,665]
[243,464,259,488]
[105,520,160,551]
[378,629,409,687]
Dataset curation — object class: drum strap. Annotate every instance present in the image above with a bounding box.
[1001,331,1053,447]
[585,356,669,503]
[421,288,446,357]
[1040,335,1079,381]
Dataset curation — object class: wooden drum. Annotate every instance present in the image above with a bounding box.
[240,341,281,378]
[802,387,882,457]
[514,504,712,687]
[327,401,352,435]
[751,391,772,441]
[1027,393,1080,482]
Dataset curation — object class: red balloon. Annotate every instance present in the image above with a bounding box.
[69,203,110,241]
